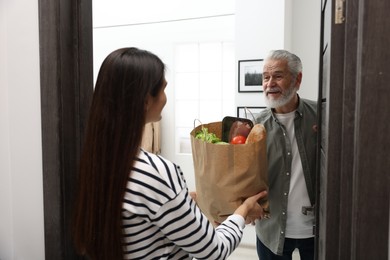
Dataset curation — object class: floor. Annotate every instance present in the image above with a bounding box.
[225,225,300,259]
[227,245,300,260]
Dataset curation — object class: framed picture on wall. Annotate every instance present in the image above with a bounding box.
[237,106,266,121]
[238,59,264,92]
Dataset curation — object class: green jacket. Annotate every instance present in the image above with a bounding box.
[255,96,317,255]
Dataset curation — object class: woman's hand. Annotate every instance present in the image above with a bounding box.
[234,190,268,223]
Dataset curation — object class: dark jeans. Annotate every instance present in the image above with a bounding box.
[256,236,314,260]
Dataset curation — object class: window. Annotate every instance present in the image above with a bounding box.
[174,42,235,154]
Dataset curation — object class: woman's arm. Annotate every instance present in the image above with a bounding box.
[154,187,267,259]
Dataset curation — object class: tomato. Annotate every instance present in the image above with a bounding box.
[230,135,246,144]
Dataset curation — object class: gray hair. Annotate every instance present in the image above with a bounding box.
[264,50,302,78]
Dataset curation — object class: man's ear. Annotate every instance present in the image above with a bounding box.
[295,72,303,90]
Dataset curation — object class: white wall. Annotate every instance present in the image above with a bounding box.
[291,0,321,100]
[235,0,287,109]
[0,2,12,258]
[0,0,45,259]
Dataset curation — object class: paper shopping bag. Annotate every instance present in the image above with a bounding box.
[190,121,268,224]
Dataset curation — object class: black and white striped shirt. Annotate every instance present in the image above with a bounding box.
[122,149,245,259]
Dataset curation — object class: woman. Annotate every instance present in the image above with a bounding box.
[72,47,267,259]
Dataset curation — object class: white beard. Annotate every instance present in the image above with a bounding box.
[264,84,298,109]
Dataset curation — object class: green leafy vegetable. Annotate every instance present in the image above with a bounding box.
[195,127,224,144]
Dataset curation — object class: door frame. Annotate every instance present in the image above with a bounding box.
[38,0,389,259]
[38,0,93,258]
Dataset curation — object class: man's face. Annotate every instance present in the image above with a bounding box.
[262,59,301,111]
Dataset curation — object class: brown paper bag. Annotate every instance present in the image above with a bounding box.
[190,121,268,224]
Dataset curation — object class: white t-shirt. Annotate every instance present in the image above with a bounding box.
[275,111,314,238]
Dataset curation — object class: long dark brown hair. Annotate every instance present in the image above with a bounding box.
[72,47,165,259]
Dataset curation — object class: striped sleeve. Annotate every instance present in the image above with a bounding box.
[122,150,245,259]
[153,188,245,259]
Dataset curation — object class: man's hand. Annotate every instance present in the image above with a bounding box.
[189,191,197,202]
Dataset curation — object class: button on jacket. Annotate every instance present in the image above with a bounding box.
[255,97,317,255]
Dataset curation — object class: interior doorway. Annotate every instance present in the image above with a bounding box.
[38,0,389,259]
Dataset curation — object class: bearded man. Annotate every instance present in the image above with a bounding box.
[255,50,317,260]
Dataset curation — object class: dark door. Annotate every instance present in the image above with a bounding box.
[39,0,93,259]
[316,0,389,259]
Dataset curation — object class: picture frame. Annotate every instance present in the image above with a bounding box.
[238,59,264,93]
[237,106,266,121]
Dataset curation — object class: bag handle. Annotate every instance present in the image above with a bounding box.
[193,119,203,129]
[242,107,256,123]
